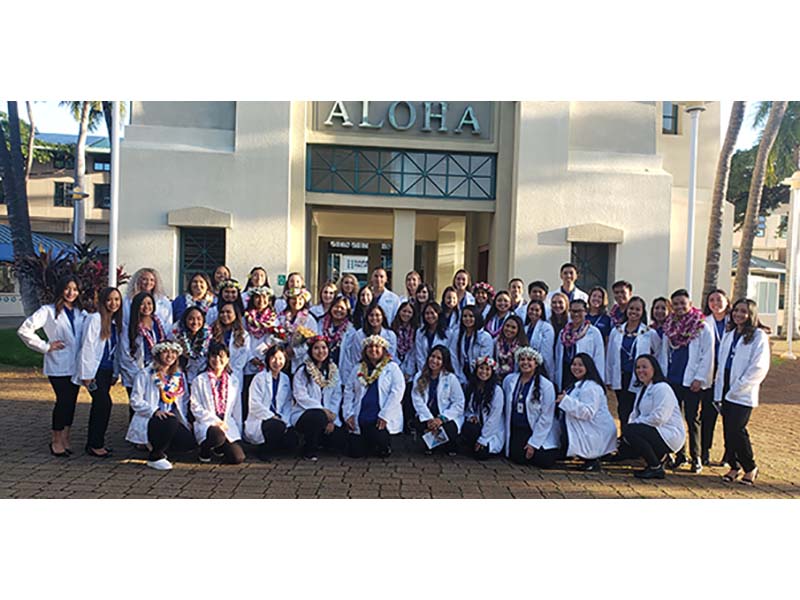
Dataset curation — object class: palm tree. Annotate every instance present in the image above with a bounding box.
[24,101,35,180]
[702,101,745,303]
[732,101,789,301]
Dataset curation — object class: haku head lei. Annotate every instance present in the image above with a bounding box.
[216,278,242,293]
[514,346,543,365]
[471,355,498,370]
[152,340,184,357]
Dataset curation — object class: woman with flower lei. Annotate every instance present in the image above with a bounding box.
[241,286,279,419]
[319,296,355,378]
[451,305,494,388]
[390,301,418,432]
[120,292,169,403]
[126,341,194,470]
[657,289,714,474]
[346,304,398,385]
[310,280,338,320]
[483,290,513,339]
[123,267,173,331]
[343,335,405,458]
[171,306,212,387]
[290,336,345,460]
[494,315,529,381]
[460,356,505,460]
[279,286,319,374]
[171,272,216,324]
[554,299,605,392]
[472,282,495,321]
[189,342,245,465]
[206,278,245,326]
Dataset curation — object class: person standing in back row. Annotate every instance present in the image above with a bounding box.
[370,267,401,323]
[545,263,589,307]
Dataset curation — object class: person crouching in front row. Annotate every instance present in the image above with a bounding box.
[460,356,505,460]
[343,335,406,458]
[190,342,245,465]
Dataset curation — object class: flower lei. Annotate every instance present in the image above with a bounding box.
[152,369,185,405]
[244,307,278,339]
[139,316,166,354]
[663,307,705,349]
[304,359,339,389]
[496,336,521,376]
[357,355,391,386]
[560,319,591,348]
[186,293,214,314]
[320,314,350,351]
[609,304,626,327]
[208,370,229,417]
[172,324,211,360]
[396,324,414,359]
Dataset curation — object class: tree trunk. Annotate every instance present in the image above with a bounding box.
[702,101,745,304]
[73,101,91,244]
[732,101,789,301]
[0,102,40,314]
[24,101,35,181]
[102,101,113,141]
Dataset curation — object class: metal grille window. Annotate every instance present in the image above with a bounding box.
[662,102,679,134]
[54,182,72,207]
[179,227,226,292]
[571,243,609,292]
[307,145,496,200]
[94,183,111,209]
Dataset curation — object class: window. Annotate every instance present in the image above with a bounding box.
[53,152,75,170]
[755,215,766,237]
[756,280,778,314]
[54,182,72,207]
[93,156,111,172]
[662,102,679,134]
[179,227,226,292]
[307,145,496,200]
[571,243,609,291]
[779,274,786,310]
[93,183,111,209]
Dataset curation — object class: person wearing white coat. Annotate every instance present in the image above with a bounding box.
[370,267,401,323]
[411,345,465,455]
[716,299,772,486]
[291,336,346,460]
[449,306,494,387]
[244,345,298,460]
[126,341,195,470]
[460,356,505,460]
[74,287,123,457]
[545,262,589,307]
[415,301,452,372]
[622,355,686,480]
[122,267,172,330]
[658,289,714,473]
[391,300,419,433]
[279,287,319,374]
[17,275,87,456]
[317,296,356,383]
[523,300,555,381]
[605,297,657,432]
[189,342,245,464]
[119,291,170,395]
[554,299,605,392]
[209,302,252,398]
[502,347,561,468]
[556,352,617,471]
[343,336,405,458]
[702,289,731,465]
[344,304,398,385]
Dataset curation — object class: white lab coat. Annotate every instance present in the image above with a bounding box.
[457,291,476,309]
[524,319,556,382]
[73,312,120,383]
[122,295,172,333]
[605,324,658,392]
[119,317,169,387]
[512,301,528,321]
[658,321,714,389]
[502,373,560,456]
[554,324,606,390]
[558,380,617,459]
[290,364,343,427]
[464,384,505,454]
[343,360,405,434]
[125,368,191,445]
[414,328,451,372]
[705,314,729,366]
[243,370,293,444]
[345,328,398,384]
[628,381,685,452]
[190,371,242,444]
[17,303,86,377]
[217,330,252,387]
[394,327,417,380]
[411,371,465,431]
[449,329,494,386]
[714,328,771,408]
[375,289,401,323]
[545,287,589,306]
[243,328,280,376]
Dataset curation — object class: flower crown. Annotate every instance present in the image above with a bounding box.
[249,286,274,298]
[473,282,495,297]
[216,278,242,292]
[361,335,390,350]
[470,355,497,370]
[305,334,329,347]
[152,340,184,356]
[284,287,312,303]
[514,346,543,364]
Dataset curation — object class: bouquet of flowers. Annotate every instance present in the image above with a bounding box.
[292,324,317,347]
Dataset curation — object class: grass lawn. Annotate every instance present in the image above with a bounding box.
[0,328,43,368]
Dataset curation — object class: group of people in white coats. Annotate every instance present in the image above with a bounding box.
[17,260,772,484]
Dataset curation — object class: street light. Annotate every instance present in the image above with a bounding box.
[780,170,800,360]
[685,102,706,300]
[68,186,90,245]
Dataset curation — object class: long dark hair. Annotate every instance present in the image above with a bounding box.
[391,300,419,332]
[484,290,511,325]
[703,288,731,317]
[632,354,667,388]
[352,286,375,330]
[128,291,157,357]
[97,286,123,341]
[244,266,271,291]
[186,272,213,297]
[302,337,332,379]
[362,304,390,336]
[727,298,771,343]
[245,287,275,311]
[622,296,649,327]
[457,305,485,353]
[415,344,454,394]
[465,362,498,416]
[524,299,547,327]
[517,357,545,404]
[215,280,245,315]
[500,314,528,346]
[567,352,605,391]
[211,301,247,348]
[54,275,81,316]
[419,301,448,339]
[206,341,231,373]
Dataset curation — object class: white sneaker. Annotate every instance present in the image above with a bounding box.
[146,458,173,470]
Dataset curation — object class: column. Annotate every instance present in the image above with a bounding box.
[392,209,416,292]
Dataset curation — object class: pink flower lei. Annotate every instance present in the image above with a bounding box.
[496,337,521,376]
[559,319,591,348]
[244,307,277,339]
[321,314,350,350]
[663,307,705,348]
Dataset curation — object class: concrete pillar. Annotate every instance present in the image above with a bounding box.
[368,242,382,278]
[392,209,416,293]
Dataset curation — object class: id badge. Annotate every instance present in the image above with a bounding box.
[516,401,524,414]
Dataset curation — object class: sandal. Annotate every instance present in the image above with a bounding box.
[739,467,758,486]
[721,469,741,483]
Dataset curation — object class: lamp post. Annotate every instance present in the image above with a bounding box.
[685,103,706,300]
[109,101,120,287]
[781,170,800,359]
[68,187,90,245]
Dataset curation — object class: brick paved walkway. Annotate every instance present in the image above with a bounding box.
[1,360,798,499]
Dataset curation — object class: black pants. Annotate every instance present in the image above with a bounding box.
[722,401,756,473]
[146,414,196,461]
[415,418,459,454]
[615,372,635,433]
[401,382,415,432]
[459,420,490,460]
[86,369,114,448]
[508,424,559,468]
[295,409,346,456]
[200,425,246,464]
[260,418,299,457]
[49,376,80,431]
[701,387,719,460]
[348,423,392,458]
[242,374,256,425]
[623,423,672,468]
[671,383,702,460]
[125,386,134,422]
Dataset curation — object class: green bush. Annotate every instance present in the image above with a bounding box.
[0,328,43,368]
